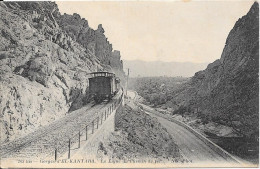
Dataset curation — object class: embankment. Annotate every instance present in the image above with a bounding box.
[96,100,182,161]
[139,103,241,164]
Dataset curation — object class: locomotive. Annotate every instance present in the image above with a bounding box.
[88,72,120,103]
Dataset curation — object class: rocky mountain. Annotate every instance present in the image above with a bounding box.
[124,60,208,77]
[58,12,125,83]
[170,2,259,139]
[0,2,125,143]
[58,13,123,68]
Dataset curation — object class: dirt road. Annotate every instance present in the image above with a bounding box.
[148,112,230,163]
[127,91,242,165]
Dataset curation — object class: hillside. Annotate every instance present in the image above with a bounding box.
[97,103,181,161]
[172,2,259,139]
[124,60,208,77]
[135,1,258,140]
[128,77,189,109]
[0,2,125,143]
[131,2,259,160]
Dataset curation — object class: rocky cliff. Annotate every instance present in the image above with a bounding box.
[57,13,124,71]
[0,2,125,143]
[57,12,125,84]
[171,2,259,139]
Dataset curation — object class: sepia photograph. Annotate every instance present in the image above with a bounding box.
[0,0,259,168]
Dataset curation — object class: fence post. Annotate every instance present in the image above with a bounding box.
[97,117,99,129]
[92,121,94,134]
[55,148,57,161]
[78,131,80,148]
[101,113,103,124]
[86,126,88,140]
[68,139,71,159]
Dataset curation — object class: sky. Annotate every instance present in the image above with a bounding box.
[57,1,254,63]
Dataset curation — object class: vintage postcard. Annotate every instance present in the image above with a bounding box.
[0,0,259,168]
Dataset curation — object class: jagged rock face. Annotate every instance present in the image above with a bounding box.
[57,13,124,70]
[172,2,259,139]
[0,2,124,143]
[111,50,123,70]
[58,13,95,49]
[94,24,113,65]
[57,12,125,84]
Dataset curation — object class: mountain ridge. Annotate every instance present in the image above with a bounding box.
[124,59,208,77]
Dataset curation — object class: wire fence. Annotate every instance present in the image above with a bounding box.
[53,93,124,160]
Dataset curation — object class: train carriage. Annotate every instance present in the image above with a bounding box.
[88,72,120,103]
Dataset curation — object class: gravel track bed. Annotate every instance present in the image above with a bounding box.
[0,100,117,160]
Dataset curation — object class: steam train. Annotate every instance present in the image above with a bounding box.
[88,72,120,103]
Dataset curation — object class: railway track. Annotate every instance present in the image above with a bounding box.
[0,98,118,160]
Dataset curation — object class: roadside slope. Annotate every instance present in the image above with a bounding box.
[96,100,182,162]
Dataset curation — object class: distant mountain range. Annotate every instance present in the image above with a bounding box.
[123,60,208,77]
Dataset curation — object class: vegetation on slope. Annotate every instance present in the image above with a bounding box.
[128,77,189,109]
[97,104,181,161]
